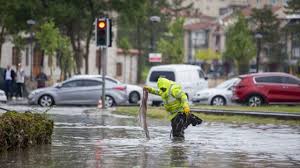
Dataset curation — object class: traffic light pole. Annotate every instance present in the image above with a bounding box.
[96,17,111,109]
[101,46,107,109]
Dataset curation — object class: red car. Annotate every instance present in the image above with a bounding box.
[232,72,300,106]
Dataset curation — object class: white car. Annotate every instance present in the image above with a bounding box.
[146,64,208,105]
[192,78,239,106]
[0,89,7,103]
[72,75,143,104]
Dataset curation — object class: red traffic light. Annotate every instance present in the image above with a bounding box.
[97,21,106,29]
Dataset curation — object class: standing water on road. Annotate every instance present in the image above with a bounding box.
[0,106,299,168]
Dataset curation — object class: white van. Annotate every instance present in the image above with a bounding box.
[146,64,208,105]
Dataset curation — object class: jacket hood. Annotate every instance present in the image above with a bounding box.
[157,77,172,89]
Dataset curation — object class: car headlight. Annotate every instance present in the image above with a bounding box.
[29,90,42,96]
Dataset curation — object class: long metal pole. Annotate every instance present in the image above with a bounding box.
[30,29,33,80]
[256,38,261,73]
[101,47,106,109]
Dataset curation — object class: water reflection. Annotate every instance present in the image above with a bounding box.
[0,107,299,168]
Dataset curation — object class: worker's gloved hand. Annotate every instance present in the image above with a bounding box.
[143,86,151,92]
[183,106,190,115]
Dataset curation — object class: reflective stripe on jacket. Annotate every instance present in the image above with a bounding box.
[147,77,189,120]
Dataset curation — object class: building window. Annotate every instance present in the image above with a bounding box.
[256,0,261,7]
[25,48,29,66]
[116,63,122,76]
[270,0,277,5]
[293,47,300,58]
[12,47,20,66]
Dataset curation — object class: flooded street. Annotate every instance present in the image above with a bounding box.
[0,106,300,168]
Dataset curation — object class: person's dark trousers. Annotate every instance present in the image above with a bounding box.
[171,113,203,138]
[16,83,24,98]
[4,80,12,100]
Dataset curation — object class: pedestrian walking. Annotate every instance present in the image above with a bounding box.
[36,70,48,88]
[143,77,203,139]
[3,65,16,100]
[16,63,25,99]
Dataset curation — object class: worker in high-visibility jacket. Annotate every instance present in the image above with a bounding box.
[144,77,202,138]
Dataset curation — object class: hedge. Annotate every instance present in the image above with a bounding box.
[0,111,54,152]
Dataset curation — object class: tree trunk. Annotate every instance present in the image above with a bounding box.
[70,29,82,74]
[0,26,6,65]
[237,61,249,75]
[84,23,93,74]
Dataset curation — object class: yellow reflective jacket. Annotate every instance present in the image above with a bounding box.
[147,77,189,120]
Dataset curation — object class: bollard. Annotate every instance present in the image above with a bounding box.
[97,99,102,109]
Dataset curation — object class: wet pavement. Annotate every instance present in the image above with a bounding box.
[0,105,299,168]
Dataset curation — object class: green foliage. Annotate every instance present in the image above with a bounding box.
[57,35,74,79]
[250,6,280,43]
[157,18,185,63]
[250,6,283,70]
[195,48,221,61]
[0,111,54,152]
[224,14,256,74]
[285,0,300,13]
[36,21,60,58]
[118,37,132,56]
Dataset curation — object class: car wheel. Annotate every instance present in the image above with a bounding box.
[211,96,226,106]
[38,95,54,107]
[247,95,263,107]
[129,91,140,104]
[152,101,162,106]
[105,95,115,107]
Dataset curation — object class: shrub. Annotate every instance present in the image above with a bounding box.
[0,111,54,152]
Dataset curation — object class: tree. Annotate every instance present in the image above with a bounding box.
[285,0,300,68]
[36,21,60,75]
[116,0,170,83]
[0,0,44,65]
[46,0,110,74]
[167,0,193,17]
[250,6,282,70]
[285,0,300,14]
[118,37,132,82]
[157,18,185,64]
[224,14,256,74]
[57,36,73,80]
[195,48,221,61]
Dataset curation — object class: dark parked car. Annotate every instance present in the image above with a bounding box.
[232,72,300,106]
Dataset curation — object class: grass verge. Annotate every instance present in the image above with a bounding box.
[192,105,300,113]
[115,107,300,126]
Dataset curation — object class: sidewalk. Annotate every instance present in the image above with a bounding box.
[6,98,28,105]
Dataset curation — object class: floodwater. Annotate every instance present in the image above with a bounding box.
[0,106,300,168]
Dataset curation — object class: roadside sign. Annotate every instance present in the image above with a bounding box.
[149,53,162,62]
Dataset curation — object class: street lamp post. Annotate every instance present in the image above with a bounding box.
[255,33,263,73]
[149,16,161,53]
[27,19,36,80]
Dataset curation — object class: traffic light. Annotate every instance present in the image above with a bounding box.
[96,18,112,47]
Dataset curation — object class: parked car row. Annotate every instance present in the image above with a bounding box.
[3,63,299,108]
[192,72,300,107]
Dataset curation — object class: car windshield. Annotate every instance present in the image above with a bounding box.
[216,78,238,89]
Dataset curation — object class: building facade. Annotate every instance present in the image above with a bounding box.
[0,23,139,87]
